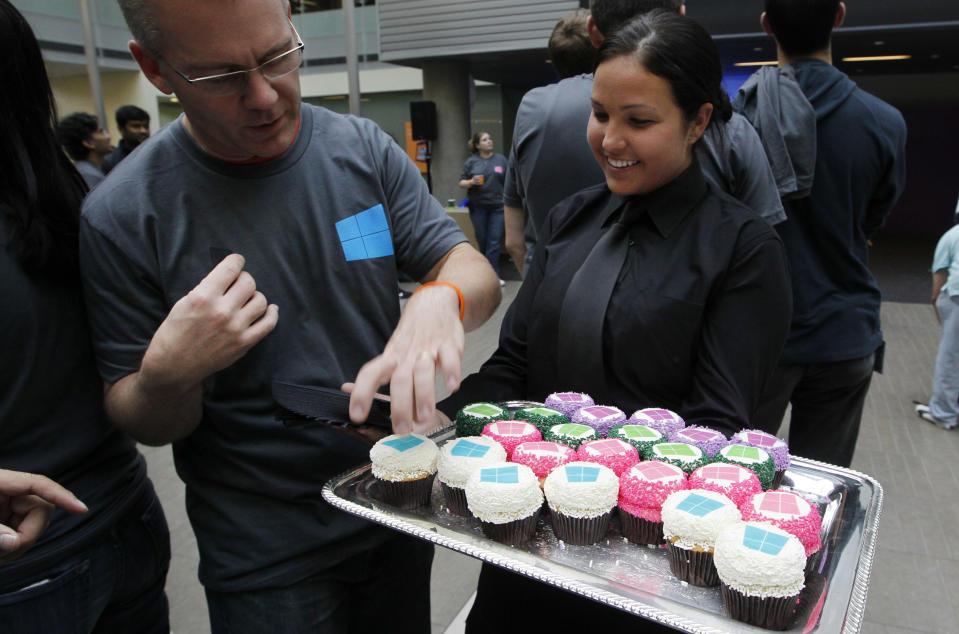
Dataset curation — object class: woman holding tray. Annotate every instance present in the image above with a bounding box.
[439,9,792,632]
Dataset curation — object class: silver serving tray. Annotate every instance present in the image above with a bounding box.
[322,403,882,634]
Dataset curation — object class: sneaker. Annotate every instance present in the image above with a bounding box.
[499,279,506,287]
[915,403,957,430]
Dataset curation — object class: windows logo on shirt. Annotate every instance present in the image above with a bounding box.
[336,204,394,261]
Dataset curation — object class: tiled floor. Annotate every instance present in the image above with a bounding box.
[143,283,959,633]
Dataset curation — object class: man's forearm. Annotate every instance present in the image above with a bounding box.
[423,242,501,331]
[503,204,527,276]
[104,373,203,446]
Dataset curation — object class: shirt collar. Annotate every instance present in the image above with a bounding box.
[601,160,708,237]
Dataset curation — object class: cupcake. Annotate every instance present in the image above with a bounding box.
[575,438,639,476]
[543,422,598,450]
[512,406,569,434]
[661,489,742,587]
[608,424,666,459]
[481,420,541,459]
[732,429,791,488]
[510,441,576,483]
[669,426,729,458]
[714,444,777,490]
[628,408,685,436]
[648,442,710,474]
[688,463,762,508]
[715,522,806,630]
[544,462,619,545]
[741,490,823,559]
[369,434,439,509]
[572,405,627,437]
[618,460,688,546]
[437,436,507,515]
[465,463,544,546]
[544,391,594,417]
[455,402,509,437]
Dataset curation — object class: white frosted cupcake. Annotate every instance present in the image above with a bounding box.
[466,462,544,546]
[543,462,619,545]
[662,489,742,587]
[369,434,439,509]
[715,522,806,629]
[437,436,507,515]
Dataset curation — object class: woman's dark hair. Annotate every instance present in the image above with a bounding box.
[57,112,99,161]
[0,0,86,278]
[596,9,732,130]
[468,131,490,154]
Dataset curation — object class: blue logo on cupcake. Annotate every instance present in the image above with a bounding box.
[480,465,519,483]
[676,493,725,517]
[451,440,490,458]
[564,465,600,483]
[742,525,789,555]
[383,436,425,452]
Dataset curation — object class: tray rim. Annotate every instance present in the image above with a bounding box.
[322,423,883,634]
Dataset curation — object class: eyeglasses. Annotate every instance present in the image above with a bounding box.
[166,19,304,96]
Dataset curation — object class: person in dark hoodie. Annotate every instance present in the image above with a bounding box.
[734,0,907,467]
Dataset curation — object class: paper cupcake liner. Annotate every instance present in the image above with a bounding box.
[720,583,798,630]
[480,509,541,546]
[619,511,665,547]
[666,542,719,587]
[771,469,785,489]
[440,482,470,516]
[373,473,436,510]
[550,509,613,545]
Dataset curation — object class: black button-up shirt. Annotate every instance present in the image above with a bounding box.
[442,163,792,437]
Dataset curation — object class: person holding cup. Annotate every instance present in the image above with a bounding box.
[459,131,509,284]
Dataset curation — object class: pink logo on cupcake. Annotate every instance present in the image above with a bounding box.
[583,439,631,456]
[633,461,683,481]
[758,491,803,515]
[698,464,750,483]
[489,421,535,436]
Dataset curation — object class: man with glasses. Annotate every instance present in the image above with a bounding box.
[79,1,500,631]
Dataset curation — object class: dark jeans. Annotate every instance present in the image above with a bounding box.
[467,564,679,632]
[0,486,171,634]
[751,353,876,467]
[468,205,505,276]
[206,533,434,634]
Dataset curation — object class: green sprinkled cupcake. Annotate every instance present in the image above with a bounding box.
[649,442,710,474]
[455,402,508,437]
[513,406,569,434]
[609,424,667,458]
[713,444,776,490]
[544,423,598,450]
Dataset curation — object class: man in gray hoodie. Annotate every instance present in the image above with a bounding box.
[735,0,906,467]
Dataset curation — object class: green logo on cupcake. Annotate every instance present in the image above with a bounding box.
[554,423,593,437]
[621,425,658,439]
[725,445,763,462]
[656,443,698,457]
[465,403,502,417]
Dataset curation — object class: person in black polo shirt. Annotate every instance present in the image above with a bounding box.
[101,104,151,175]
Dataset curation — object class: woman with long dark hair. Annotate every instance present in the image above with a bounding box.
[458,131,509,283]
[0,2,170,630]
[440,10,792,631]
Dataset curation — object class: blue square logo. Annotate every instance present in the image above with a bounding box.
[336,204,394,261]
[451,440,490,458]
[382,436,424,453]
[480,465,519,484]
[742,525,789,555]
[676,493,725,517]
[565,465,600,483]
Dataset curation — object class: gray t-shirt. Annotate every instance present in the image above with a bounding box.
[75,159,104,190]
[80,104,466,591]
[505,74,785,248]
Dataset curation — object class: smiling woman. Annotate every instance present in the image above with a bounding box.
[439,9,794,631]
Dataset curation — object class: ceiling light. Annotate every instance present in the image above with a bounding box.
[841,55,911,62]
[734,60,778,67]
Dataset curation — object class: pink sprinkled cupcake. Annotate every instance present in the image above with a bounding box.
[544,391,594,417]
[511,441,576,483]
[731,429,791,488]
[618,460,688,546]
[628,408,685,436]
[688,463,762,508]
[669,426,729,458]
[575,438,639,476]
[481,421,541,459]
[572,405,627,437]
[741,490,823,560]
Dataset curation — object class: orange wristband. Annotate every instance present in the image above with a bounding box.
[412,280,465,321]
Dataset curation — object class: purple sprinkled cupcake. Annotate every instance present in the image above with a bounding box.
[669,425,729,458]
[544,391,595,418]
[572,405,626,437]
[628,408,685,436]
